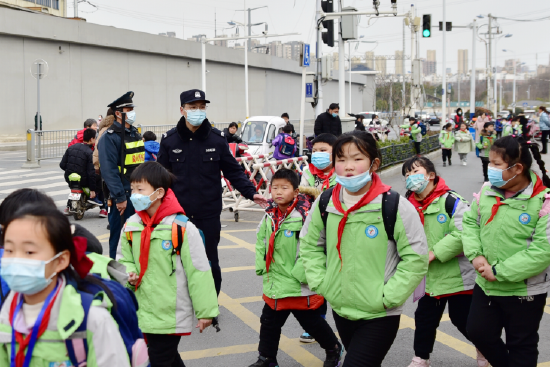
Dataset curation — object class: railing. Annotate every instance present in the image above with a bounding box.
[23,128,80,168]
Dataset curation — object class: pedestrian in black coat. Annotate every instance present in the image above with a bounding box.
[314,103,342,137]
[60,128,97,193]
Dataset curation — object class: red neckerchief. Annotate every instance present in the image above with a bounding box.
[135,189,184,289]
[331,173,391,269]
[408,177,451,225]
[486,174,546,225]
[266,198,299,273]
[9,285,62,367]
[308,163,335,191]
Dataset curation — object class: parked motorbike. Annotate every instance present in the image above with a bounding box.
[67,173,100,220]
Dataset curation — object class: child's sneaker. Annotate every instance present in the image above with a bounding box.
[407,356,431,367]
[99,209,108,218]
[462,160,467,166]
[88,197,103,206]
[248,355,279,367]
[443,162,447,167]
[323,342,343,367]
[476,349,490,367]
[449,159,452,166]
[299,332,315,343]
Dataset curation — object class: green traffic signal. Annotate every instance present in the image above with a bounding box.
[423,29,431,37]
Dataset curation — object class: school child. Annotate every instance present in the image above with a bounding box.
[251,169,342,367]
[454,122,474,166]
[502,117,522,137]
[401,156,487,367]
[477,122,496,182]
[300,133,338,194]
[143,131,159,162]
[439,123,455,166]
[271,124,297,160]
[300,131,429,366]
[0,205,130,367]
[463,136,550,367]
[495,115,504,139]
[119,162,219,367]
[401,117,423,155]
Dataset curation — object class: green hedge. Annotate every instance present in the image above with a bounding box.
[379,135,440,169]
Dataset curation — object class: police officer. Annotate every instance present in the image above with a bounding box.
[98,92,145,259]
[158,89,267,296]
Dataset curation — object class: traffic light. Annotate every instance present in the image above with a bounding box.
[422,14,431,38]
[321,0,335,47]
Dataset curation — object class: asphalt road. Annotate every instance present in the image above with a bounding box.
[1,146,550,367]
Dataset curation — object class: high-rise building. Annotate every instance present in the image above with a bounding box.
[365,51,375,70]
[505,59,520,73]
[422,59,436,76]
[3,0,67,17]
[395,50,404,75]
[214,35,228,47]
[458,49,468,75]
[283,44,293,60]
[187,34,206,43]
[427,50,436,62]
[375,56,387,76]
[269,41,283,58]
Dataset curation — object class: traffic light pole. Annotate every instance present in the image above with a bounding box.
[338,0,346,118]
[470,20,477,120]
[315,0,324,116]
[442,0,447,122]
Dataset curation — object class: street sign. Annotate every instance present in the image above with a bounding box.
[302,44,311,67]
[306,82,313,98]
[447,82,452,92]
[522,102,528,107]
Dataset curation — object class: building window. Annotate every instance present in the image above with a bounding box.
[36,0,52,7]
[52,0,59,9]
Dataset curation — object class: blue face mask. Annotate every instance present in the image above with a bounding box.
[406,173,430,193]
[335,164,373,193]
[125,111,136,125]
[488,164,517,188]
[311,152,331,170]
[0,253,62,295]
[332,113,338,118]
[130,189,160,212]
[186,110,206,126]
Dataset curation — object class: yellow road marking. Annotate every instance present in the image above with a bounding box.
[180,343,258,360]
[539,362,550,367]
[221,266,255,273]
[234,296,263,304]
[545,306,550,315]
[218,245,244,250]
[440,313,450,322]
[220,232,255,252]
[222,229,258,233]
[97,233,110,240]
[218,292,323,366]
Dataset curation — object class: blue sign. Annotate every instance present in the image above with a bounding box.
[522,102,528,107]
[306,83,313,98]
[303,44,310,67]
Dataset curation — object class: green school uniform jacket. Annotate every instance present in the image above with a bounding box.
[300,168,337,192]
[439,131,455,149]
[299,190,429,321]
[463,171,550,296]
[119,213,219,334]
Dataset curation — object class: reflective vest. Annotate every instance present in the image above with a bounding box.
[111,123,145,181]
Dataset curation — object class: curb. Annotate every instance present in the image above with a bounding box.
[379,149,442,180]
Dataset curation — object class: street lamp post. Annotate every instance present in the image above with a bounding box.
[347,38,377,113]
[503,49,518,111]
[494,34,512,116]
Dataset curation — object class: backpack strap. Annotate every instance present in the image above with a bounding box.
[65,291,94,367]
[124,224,133,246]
[171,214,189,256]
[444,191,460,218]
[381,190,400,242]
[318,187,335,228]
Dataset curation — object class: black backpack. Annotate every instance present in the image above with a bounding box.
[318,188,459,241]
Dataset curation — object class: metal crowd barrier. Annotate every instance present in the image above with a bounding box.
[23,128,80,168]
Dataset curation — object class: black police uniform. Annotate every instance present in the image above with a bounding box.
[158,89,257,295]
[98,92,145,259]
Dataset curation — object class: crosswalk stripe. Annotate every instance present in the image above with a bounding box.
[0,181,68,195]
[0,170,61,182]
[0,177,64,188]
[45,189,70,197]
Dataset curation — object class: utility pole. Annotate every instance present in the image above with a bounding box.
[442,0,447,122]
[402,18,406,117]
[315,0,324,116]
[338,0,346,117]
[237,5,267,51]
[74,0,77,18]
[487,14,493,114]
[469,19,477,119]
[458,74,461,108]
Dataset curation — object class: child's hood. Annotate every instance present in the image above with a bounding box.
[265,194,312,223]
[144,140,160,154]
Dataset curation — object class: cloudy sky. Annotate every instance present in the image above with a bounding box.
[76,0,550,74]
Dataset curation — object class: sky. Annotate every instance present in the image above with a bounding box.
[75,0,550,75]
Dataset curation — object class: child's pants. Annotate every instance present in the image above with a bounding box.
[333,311,400,367]
[414,141,421,155]
[459,153,468,162]
[258,303,338,358]
[145,333,185,367]
[480,157,490,182]
[467,285,546,367]
[442,149,452,163]
[414,294,472,360]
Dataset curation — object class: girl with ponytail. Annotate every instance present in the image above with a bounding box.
[463,136,550,367]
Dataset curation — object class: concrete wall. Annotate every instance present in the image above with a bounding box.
[0,7,373,138]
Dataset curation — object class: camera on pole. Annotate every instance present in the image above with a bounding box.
[422,14,431,38]
[321,0,335,47]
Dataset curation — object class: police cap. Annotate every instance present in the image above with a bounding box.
[180,89,210,106]
[108,91,136,109]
